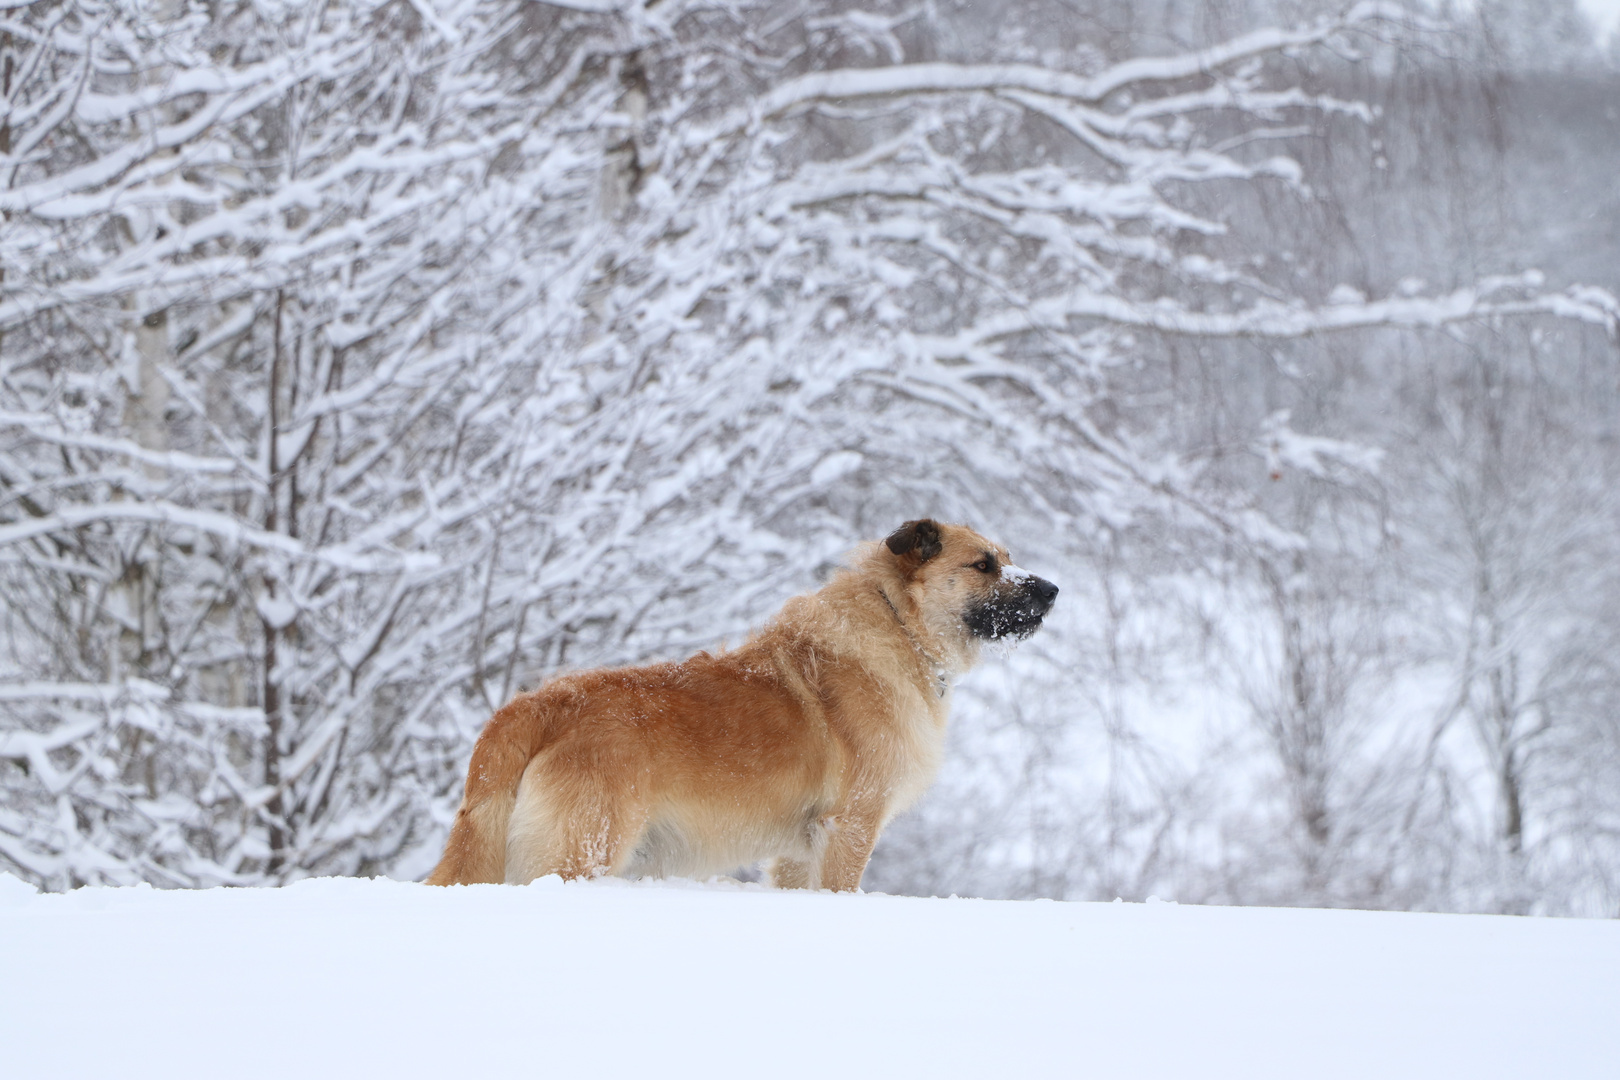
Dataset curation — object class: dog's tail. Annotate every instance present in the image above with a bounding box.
[425,693,555,886]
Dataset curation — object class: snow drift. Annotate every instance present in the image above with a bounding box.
[3,874,1615,1078]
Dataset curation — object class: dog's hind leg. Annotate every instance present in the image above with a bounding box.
[505,754,647,884]
[764,856,814,889]
[425,695,556,886]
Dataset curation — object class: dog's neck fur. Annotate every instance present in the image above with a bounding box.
[875,584,951,698]
[851,541,979,677]
[763,543,978,709]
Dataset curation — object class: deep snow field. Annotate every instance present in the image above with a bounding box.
[3,873,1616,1079]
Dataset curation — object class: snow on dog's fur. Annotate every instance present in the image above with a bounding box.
[426,520,1058,890]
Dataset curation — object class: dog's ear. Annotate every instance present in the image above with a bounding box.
[885,519,943,567]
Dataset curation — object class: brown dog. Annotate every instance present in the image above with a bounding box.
[425,519,1057,890]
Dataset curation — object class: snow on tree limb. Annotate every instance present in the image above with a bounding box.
[704,4,1405,140]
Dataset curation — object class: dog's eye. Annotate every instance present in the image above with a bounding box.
[972,559,994,573]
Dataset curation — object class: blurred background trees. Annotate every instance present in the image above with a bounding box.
[2,0,1616,914]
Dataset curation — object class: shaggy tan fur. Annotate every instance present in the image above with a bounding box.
[425,519,1056,890]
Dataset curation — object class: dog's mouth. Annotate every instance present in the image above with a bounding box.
[964,577,1058,642]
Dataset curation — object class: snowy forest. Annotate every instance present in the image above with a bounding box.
[1,0,1617,917]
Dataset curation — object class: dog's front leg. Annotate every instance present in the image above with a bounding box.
[815,803,883,892]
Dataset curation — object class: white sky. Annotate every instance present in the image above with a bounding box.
[1446,0,1620,47]
[1454,0,1620,46]
[1579,0,1620,42]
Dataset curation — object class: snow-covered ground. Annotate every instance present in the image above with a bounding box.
[3,875,1615,1078]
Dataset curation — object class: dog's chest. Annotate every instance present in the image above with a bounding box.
[875,680,949,814]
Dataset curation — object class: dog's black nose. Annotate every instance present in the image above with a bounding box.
[1029,577,1058,608]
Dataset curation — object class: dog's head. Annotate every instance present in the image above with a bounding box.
[883,519,1058,652]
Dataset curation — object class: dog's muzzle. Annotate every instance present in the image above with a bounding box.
[965,576,1059,641]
